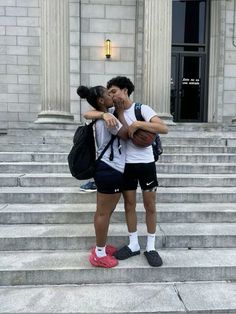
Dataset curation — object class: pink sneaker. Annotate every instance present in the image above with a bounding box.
[89,252,118,268]
[91,244,117,256]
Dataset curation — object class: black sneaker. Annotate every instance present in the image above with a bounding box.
[144,250,163,267]
[113,245,140,260]
[80,181,97,192]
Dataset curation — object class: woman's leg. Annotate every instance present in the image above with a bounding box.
[94,192,121,247]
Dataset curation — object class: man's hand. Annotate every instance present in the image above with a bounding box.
[113,97,125,115]
[128,121,140,138]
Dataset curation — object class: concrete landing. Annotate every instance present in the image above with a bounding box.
[0,281,235,314]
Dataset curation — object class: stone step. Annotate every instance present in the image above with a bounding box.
[0,281,235,314]
[0,186,236,203]
[2,173,236,187]
[162,137,227,146]
[0,222,235,250]
[0,152,67,162]
[0,248,235,286]
[157,174,236,187]
[0,162,70,173]
[164,145,236,153]
[0,143,71,152]
[0,135,73,145]
[0,134,230,146]
[156,163,236,174]
[1,152,236,163]
[0,203,236,224]
[1,144,236,154]
[160,154,236,163]
[1,162,236,174]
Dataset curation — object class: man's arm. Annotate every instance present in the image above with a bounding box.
[128,116,168,138]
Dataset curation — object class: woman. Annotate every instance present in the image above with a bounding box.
[77,85,128,268]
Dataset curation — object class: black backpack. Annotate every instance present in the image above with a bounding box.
[134,103,163,161]
[68,121,116,180]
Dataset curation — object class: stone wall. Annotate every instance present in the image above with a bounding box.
[0,0,41,129]
[224,0,236,123]
[1,0,236,128]
[0,0,137,128]
[79,0,136,117]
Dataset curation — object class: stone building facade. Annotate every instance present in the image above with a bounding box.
[0,0,236,130]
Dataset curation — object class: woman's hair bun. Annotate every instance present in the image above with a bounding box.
[77,85,90,99]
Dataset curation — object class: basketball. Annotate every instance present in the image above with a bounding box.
[131,129,156,147]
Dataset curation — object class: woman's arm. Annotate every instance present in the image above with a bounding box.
[84,110,129,140]
[84,110,118,128]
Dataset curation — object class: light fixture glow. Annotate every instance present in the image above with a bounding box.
[105,39,111,59]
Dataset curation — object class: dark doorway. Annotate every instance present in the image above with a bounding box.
[171,0,209,122]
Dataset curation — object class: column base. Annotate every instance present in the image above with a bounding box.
[0,129,7,134]
[35,111,74,124]
[231,117,236,125]
[156,112,176,125]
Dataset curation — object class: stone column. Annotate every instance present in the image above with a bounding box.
[36,0,74,123]
[142,0,173,124]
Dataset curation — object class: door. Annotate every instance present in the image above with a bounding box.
[171,53,205,122]
[171,0,209,122]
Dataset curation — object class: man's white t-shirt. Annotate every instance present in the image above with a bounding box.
[123,103,157,164]
[95,109,126,173]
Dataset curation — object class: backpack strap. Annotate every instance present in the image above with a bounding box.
[97,135,117,162]
[134,103,145,121]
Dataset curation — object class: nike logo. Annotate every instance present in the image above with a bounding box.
[146,181,154,186]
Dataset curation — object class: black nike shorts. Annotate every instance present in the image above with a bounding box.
[123,162,158,191]
[94,160,124,194]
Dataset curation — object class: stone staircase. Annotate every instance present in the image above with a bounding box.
[0,124,236,314]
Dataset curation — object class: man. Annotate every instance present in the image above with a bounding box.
[107,76,168,267]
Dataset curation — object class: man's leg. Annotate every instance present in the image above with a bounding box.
[123,190,137,233]
[123,190,140,252]
[113,164,141,260]
[142,190,156,234]
[142,190,162,267]
[113,189,140,259]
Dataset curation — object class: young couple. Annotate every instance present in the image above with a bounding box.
[77,76,168,268]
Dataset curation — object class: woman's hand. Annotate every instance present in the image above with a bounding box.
[102,112,118,128]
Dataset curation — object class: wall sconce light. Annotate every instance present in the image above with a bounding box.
[105,39,111,59]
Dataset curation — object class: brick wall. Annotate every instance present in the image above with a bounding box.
[0,0,41,128]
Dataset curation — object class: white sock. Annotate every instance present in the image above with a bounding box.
[95,246,106,258]
[128,231,140,252]
[146,233,156,252]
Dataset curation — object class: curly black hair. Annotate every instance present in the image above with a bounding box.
[77,85,105,109]
[107,76,134,96]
